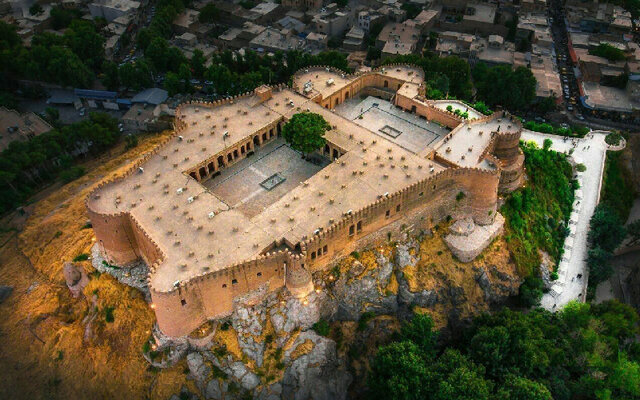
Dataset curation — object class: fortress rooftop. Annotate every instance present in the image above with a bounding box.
[88,65,519,293]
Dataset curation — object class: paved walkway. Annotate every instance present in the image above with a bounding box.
[520,129,620,310]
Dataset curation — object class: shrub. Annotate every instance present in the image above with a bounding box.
[576,163,586,172]
[59,166,85,183]
[518,276,544,307]
[312,319,330,336]
[446,105,453,112]
[600,151,635,221]
[104,306,115,323]
[73,253,89,262]
[456,191,465,201]
[358,311,376,331]
[605,132,622,146]
[550,271,558,280]
[125,134,138,149]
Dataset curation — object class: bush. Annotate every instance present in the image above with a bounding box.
[312,319,330,336]
[73,253,89,262]
[357,311,376,331]
[104,306,115,322]
[501,141,575,276]
[518,276,544,307]
[600,151,635,221]
[576,163,586,172]
[59,166,85,183]
[605,132,623,146]
[125,134,138,149]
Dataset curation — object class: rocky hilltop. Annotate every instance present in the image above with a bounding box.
[106,228,521,400]
[0,131,521,400]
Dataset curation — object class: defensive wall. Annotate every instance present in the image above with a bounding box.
[87,66,523,337]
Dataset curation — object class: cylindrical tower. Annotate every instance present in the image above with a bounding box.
[285,254,314,298]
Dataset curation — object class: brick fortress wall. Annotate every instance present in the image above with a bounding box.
[87,66,522,337]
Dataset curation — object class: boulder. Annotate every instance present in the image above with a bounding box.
[282,331,352,400]
[187,352,210,385]
[63,262,89,298]
[241,371,260,391]
[205,380,222,400]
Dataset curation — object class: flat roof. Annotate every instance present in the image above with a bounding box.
[89,67,515,292]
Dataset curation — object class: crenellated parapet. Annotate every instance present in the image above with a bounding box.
[87,67,523,338]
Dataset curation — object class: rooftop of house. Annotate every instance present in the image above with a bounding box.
[250,28,305,51]
[0,107,52,152]
[88,67,514,292]
[463,3,496,24]
[377,22,420,45]
[582,81,639,112]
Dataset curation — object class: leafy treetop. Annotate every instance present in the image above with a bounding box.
[281,112,330,156]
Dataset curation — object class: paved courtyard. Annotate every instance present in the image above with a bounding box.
[204,138,327,218]
[334,96,449,154]
[520,129,616,310]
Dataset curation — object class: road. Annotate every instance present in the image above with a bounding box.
[520,129,621,310]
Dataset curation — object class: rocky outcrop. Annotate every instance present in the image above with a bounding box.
[63,262,89,298]
[444,214,505,262]
[282,331,352,400]
[141,233,519,400]
[91,244,150,300]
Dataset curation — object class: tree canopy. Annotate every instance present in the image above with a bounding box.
[473,63,537,111]
[367,303,640,400]
[282,112,330,156]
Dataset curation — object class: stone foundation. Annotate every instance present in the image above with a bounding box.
[444,213,505,262]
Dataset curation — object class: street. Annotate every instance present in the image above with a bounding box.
[520,129,621,310]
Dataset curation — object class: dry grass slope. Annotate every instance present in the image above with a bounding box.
[0,132,189,400]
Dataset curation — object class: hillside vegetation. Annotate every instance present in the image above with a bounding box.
[368,302,640,400]
[502,140,576,277]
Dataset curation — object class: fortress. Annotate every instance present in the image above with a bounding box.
[86,65,524,337]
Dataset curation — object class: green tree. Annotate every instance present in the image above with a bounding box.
[191,49,206,78]
[431,350,493,400]
[198,3,220,23]
[400,313,437,357]
[368,341,428,400]
[366,46,381,61]
[178,62,192,92]
[497,377,552,400]
[64,20,105,71]
[29,3,44,15]
[44,107,59,124]
[50,6,80,30]
[164,72,181,96]
[518,275,544,307]
[588,204,626,253]
[101,60,120,90]
[281,112,330,157]
[627,219,640,246]
[473,63,536,111]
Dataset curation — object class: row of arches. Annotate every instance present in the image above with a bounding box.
[188,122,283,182]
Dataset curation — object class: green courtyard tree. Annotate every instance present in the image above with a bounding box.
[281,112,330,157]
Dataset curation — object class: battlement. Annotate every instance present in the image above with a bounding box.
[87,70,523,337]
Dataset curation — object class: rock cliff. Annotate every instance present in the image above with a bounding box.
[140,227,521,399]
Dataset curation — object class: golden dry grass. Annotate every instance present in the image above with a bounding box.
[0,132,188,400]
